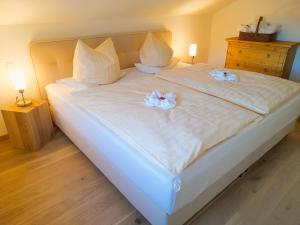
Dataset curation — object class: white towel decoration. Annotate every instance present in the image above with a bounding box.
[144,91,176,110]
[209,70,239,81]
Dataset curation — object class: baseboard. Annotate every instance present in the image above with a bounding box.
[0,134,9,141]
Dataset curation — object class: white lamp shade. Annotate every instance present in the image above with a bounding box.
[11,69,26,90]
[189,43,197,57]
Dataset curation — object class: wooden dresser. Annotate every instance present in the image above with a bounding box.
[225,37,299,78]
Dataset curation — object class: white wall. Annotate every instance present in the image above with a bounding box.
[208,0,300,81]
[0,14,212,135]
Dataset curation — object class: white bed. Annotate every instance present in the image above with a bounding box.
[46,67,300,225]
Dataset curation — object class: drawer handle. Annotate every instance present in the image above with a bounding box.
[239,50,242,54]
[264,68,268,72]
[266,54,271,58]
[236,63,240,67]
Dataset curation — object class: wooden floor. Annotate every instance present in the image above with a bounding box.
[0,121,299,225]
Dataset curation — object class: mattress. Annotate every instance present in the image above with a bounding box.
[46,67,300,215]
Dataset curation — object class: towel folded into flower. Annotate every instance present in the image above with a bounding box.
[144,91,176,110]
[209,70,239,81]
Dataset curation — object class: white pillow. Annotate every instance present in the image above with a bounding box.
[73,38,121,84]
[140,32,173,67]
[95,38,120,71]
[135,57,180,74]
[56,77,98,90]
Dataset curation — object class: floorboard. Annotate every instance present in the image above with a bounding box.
[0,121,299,225]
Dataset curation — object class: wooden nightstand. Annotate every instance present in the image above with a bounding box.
[1,100,54,151]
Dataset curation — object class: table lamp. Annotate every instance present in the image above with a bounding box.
[189,43,197,64]
[10,69,32,107]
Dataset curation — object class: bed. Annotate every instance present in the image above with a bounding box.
[30,31,300,225]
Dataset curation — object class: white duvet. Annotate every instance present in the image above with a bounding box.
[157,64,300,114]
[72,77,260,174]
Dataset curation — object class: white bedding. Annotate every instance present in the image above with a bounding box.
[157,64,300,114]
[71,76,260,174]
[46,67,300,217]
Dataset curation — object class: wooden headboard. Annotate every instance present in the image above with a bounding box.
[30,31,172,99]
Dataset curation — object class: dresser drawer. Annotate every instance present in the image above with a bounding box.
[227,46,286,64]
[228,42,288,53]
[243,62,283,76]
[225,59,245,70]
[226,59,284,76]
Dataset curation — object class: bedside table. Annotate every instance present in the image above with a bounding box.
[1,100,54,151]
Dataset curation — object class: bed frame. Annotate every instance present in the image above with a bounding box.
[30,31,299,225]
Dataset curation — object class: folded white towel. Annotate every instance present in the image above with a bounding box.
[209,70,239,81]
[144,91,176,110]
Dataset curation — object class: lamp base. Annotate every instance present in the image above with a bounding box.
[191,56,195,64]
[17,99,32,107]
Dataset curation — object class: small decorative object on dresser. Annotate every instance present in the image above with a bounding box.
[1,100,54,151]
[225,37,299,78]
[238,16,279,42]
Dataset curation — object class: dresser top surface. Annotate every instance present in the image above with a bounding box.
[226,37,300,48]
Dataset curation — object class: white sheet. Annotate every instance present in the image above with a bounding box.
[71,76,260,174]
[46,67,300,216]
[157,64,300,114]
